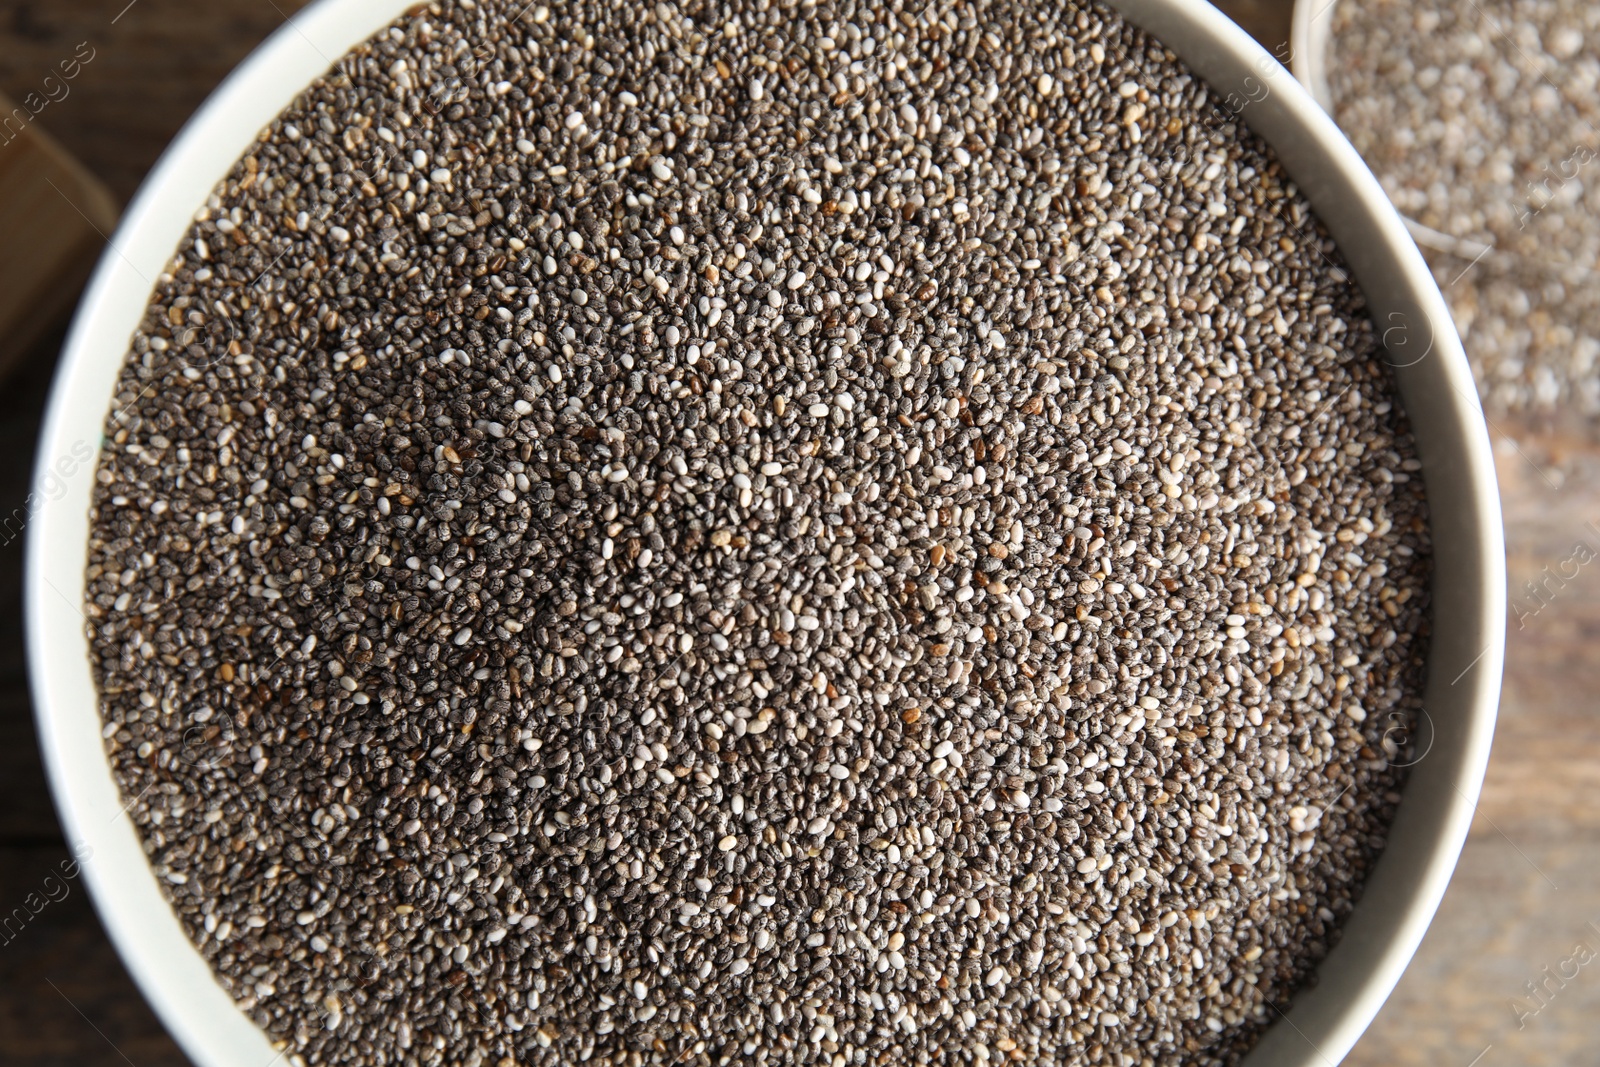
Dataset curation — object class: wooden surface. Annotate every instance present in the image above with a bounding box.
[0,1,1595,1065]
[0,92,117,379]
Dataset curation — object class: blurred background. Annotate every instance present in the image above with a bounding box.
[0,0,1595,1064]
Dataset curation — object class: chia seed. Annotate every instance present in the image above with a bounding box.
[1326,0,1600,421]
[86,1,1431,1064]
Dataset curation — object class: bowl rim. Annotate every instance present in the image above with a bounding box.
[1291,0,1339,111]
[27,1,1503,1065]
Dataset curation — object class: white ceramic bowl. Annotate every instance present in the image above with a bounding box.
[27,1,1504,1064]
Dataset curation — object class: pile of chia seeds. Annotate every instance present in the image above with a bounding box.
[1326,0,1600,422]
[85,0,1431,1064]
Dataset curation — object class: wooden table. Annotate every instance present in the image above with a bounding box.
[0,1,1593,1064]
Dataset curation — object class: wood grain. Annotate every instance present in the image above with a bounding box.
[0,93,116,381]
[1342,427,1600,1067]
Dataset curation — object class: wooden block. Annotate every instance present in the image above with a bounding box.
[0,93,118,381]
